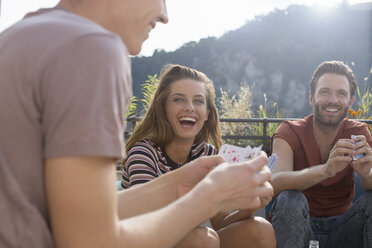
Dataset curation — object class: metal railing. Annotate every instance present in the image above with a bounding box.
[125,117,372,153]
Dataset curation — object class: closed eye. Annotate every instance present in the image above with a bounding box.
[172,97,184,102]
[194,99,205,105]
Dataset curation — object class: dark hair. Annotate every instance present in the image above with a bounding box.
[310,61,357,97]
[126,64,222,152]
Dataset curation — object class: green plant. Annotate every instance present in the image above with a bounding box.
[141,74,160,113]
[218,83,253,146]
[249,93,285,147]
[218,84,286,147]
[126,95,138,117]
[126,74,159,117]
[348,66,372,132]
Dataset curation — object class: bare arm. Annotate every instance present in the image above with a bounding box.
[271,138,328,196]
[272,138,357,196]
[46,156,217,248]
[46,154,273,248]
[46,157,120,248]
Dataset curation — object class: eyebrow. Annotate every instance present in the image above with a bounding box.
[171,93,206,98]
[318,87,348,92]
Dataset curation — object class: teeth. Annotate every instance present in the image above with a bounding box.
[179,117,196,122]
[325,108,338,112]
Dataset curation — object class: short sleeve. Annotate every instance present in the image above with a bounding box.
[271,121,299,153]
[41,33,132,160]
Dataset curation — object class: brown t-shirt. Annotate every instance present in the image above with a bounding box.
[272,114,372,217]
[0,8,132,247]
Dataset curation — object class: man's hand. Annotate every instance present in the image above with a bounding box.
[198,151,273,213]
[175,155,225,198]
[324,139,354,178]
[351,135,372,177]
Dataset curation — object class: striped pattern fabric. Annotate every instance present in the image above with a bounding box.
[121,140,217,189]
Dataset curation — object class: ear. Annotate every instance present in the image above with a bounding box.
[309,92,314,107]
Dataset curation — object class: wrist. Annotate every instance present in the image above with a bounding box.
[191,179,220,218]
[320,163,330,179]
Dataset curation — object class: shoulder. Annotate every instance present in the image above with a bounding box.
[127,140,161,159]
[272,116,312,152]
[275,115,312,136]
[191,142,218,159]
[343,118,369,131]
[124,140,162,171]
[23,9,128,68]
[342,118,371,141]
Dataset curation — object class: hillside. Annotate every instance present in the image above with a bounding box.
[131,3,372,117]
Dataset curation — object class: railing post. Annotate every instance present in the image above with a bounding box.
[262,117,268,153]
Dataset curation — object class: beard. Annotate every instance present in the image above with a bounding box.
[313,103,349,128]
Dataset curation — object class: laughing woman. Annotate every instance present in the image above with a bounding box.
[121,64,275,248]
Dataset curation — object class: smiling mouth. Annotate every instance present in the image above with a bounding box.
[179,117,197,127]
[322,104,341,113]
[325,107,338,113]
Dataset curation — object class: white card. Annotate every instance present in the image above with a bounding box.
[268,154,277,172]
[218,144,262,164]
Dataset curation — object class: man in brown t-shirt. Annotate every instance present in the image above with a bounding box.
[270,61,372,248]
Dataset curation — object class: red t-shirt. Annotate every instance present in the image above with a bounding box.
[272,114,372,217]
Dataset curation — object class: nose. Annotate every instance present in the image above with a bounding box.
[184,100,195,112]
[328,92,338,104]
[159,0,169,24]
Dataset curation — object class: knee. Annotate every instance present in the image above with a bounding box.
[247,217,276,248]
[189,226,220,248]
[272,190,309,217]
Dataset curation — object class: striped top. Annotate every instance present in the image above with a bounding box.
[121,139,217,189]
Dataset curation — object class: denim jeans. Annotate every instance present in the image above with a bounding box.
[271,190,372,248]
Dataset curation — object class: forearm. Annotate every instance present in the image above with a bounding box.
[118,182,217,248]
[117,170,179,219]
[272,164,328,196]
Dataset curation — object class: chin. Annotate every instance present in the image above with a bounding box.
[124,39,142,56]
[128,46,142,56]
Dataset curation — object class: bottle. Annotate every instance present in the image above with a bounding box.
[309,240,319,248]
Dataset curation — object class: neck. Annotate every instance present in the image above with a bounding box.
[313,117,341,135]
[312,118,341,146]
[165,140,194,165]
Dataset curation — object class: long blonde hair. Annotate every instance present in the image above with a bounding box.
[126,64,222,153]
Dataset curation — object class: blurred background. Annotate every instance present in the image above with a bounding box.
[1,0,371,117]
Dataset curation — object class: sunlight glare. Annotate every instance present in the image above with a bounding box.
[312,0,343,8]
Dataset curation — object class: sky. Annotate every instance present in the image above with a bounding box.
[0,0,370,56]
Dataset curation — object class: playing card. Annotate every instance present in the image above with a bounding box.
[267,154,277,172]
[218,144,262,164]
[351,135,365,160]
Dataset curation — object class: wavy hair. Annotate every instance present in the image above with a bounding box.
[310,60,357,98]
[126,64,222,153]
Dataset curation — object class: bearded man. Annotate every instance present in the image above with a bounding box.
[270,60,372,248]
